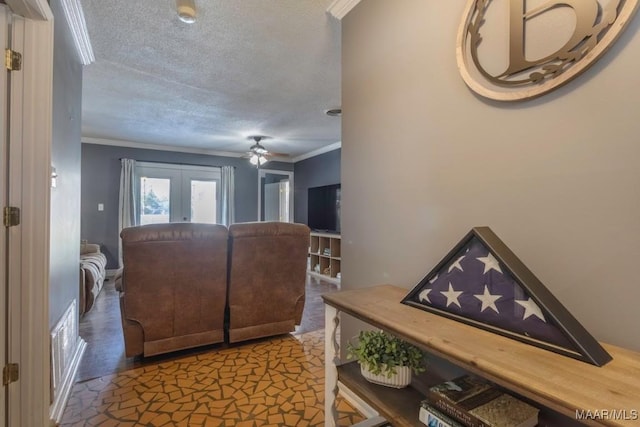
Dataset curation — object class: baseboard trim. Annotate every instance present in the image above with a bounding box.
[49,338,87,424]
[307,270,341,285]
[338,380,379,418]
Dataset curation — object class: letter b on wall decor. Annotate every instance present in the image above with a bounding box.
[457,0,639,101]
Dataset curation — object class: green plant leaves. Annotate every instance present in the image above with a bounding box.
[346,330,426,378]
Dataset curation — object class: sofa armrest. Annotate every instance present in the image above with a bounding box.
[114,268,124,292]
[81,242,101,255]
[119,293,144,357]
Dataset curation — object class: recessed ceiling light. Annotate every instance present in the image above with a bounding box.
[325,108,342,117]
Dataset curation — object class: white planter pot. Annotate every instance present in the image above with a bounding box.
[360,364,412,388]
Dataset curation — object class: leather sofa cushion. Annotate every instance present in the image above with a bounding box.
[120,223,228,356]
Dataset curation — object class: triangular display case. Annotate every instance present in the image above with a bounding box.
[402,227,612,366]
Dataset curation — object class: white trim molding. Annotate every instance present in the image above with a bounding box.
[49,300,87,424]
[7,1,54,425]
[6,0,52,20]
[292,141,341,162]
[258,169,294,222]
[84,136,342,164]
[327,0,362,20]
[82,136,247,159]
[59,0,94,65]
[49,338,86,423]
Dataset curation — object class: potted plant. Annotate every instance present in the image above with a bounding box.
[347,330,426,388]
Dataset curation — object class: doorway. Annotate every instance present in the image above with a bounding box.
[0,6,9,426]
[258,169,294,222]
[0,0,55,424]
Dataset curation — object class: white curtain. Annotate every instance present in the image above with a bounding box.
[118,158,138,267]
[220,165,235,226]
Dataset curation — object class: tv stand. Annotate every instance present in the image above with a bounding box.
[308,232,341,284]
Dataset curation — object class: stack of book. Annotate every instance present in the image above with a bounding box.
[419,375,539,427]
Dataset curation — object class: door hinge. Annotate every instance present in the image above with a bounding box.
[5,49,22,71]
[2,364,18,386]
[3,206,20,227]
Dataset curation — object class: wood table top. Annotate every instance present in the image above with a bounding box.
[323,285,640,426]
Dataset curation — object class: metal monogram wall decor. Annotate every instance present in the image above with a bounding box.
[457,0,639,101]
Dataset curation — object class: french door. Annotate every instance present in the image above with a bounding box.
[137,163,221,224]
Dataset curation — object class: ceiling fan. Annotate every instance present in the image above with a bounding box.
[244,136,288,167]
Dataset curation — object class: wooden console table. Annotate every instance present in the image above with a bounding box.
[323,285,640,427]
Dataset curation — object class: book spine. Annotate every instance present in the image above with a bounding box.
[426,391,490,427]
[419,406,464,427]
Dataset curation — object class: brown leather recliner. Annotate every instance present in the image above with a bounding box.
[227,222,310,343]
[119,223,228,357]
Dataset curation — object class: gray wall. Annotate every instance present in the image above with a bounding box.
[293,148,341,224]
[50,0,83,327]
[342,0,640,352]
[81,143,292,268]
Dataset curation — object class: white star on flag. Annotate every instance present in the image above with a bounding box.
[418,288,432,303]
[476,253,502,274]
[405,235,579,353]
[515,298,546,322]
[441,283,463,308]
[448,255,465,273]
[474,285,502,313]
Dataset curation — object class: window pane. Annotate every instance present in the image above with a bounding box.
[140,177,170,225]
[191,180,217,223]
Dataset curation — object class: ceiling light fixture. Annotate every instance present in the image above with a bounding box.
[247,136,271,168]
[249,154,268,167]
[176,0,197,24]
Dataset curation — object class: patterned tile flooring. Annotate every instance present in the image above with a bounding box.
[61,330,364,426]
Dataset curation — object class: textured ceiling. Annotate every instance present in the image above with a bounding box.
[80,0,341,158]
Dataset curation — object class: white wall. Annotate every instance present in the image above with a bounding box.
[341,0,640,352]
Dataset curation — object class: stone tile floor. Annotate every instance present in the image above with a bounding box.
[61,329,364,426]
[77,277,340,382]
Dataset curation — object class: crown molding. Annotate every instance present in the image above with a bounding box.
[82,136,247,159]
[83,136,342,164]
[292,141,341,163]
[59,0,94,65]
[326,0,362,20]
[6,0,53,20]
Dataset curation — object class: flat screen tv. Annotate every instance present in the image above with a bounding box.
[308,184,341,233]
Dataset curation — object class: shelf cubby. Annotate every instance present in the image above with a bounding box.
[307,232,341,284]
